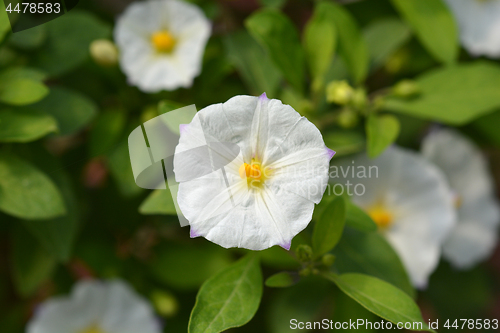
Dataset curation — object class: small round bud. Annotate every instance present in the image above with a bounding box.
[295,244,313,263]
[299,267,312,277]
[326,80,354,105]
[89,39,119,67]
[352,88,367,110]
[151,290,179,317]
[337,108,359,129]
[392,79,420,98]
[322,254,336,267]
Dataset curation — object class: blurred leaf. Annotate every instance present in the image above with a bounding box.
[345,201,377,232]
[9,25,46,49]
[0,109,57,142]
[265,272,296,288]
[22,170,80,262]
[0,67,47,82]
[224,30,282,97]
[246,9,305,93]
[139,189,177,215]
[0,78,49,106]
[326,273,433,332]
[34,10,111,76]
[107,140,143,198]
[31,87,97,136]
[11,225,56,297]
[268,276,331,333]
[303,2,337,80]
[259,0,287,8]
[384,62,500,124]
[149,243,232,290]
[333,228,414,298]
[366,114,400,158]
[391,0,458,65]
[323,130,365,157]
[363,17,411,71]
[188,254,262,333]
[0,1,10,43]
[327,2,369,84]
[89,111,126,157]
[0,152,65,219]
[312,195,346,257]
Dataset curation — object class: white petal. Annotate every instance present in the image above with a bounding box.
[332,147,456,288]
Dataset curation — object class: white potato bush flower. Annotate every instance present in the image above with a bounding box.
[422,128,500,269]
[27,280,161,333]
[173,94,334,251]
[114,0,211,92]
[444,0,500,57]
[333,147,456,288]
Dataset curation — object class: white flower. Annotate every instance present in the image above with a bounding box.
[27,280,161,333]
[333,147,456,288]
[422,128,500,269]
[444,0,500,57]
[173,94,334,251]
[114,0,211,92]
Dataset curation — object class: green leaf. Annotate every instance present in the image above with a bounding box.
[139,189,177,215]
[333,228,414,298]
[0,1,10,43]
[9,25,47,50]
[383,62,500,125]
[224,30,282,97]
[0,79,49,106]
[89,111,126,157]
[326,273,433,332]
[31,87,98,135]
[366,114,400,158]
[345,201,377,232]
[259,0,287,8]
[246,9,305,93]
[312,195,346,257]
[323,130,365,157]
[11,225,56,297]
[189,254,263,333]
[265,272,296,288]
[303,2,337,80]
[390,0,458,65]
[0,153,65,220]
[150,243,233,290]
[107,140,143,198]
[363,17,411,71]
[326,2,369,84]
[0,109,57,142]
[0,67,47,82]
[35,11,111,76]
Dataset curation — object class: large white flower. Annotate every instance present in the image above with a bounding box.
[27,280,161,333]
[422,128,500,269]
[114,0,211,92]
[332,147,456,288]
[173,94,334,251]
[444,0,500,57]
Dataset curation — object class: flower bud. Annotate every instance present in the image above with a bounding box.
[90,39,119,67]
[321,254,336,267]
[151,290,179,317]
[337,107,359,129]
[326,80,354,105]
[352,88,367,110]
[392,79,420,98]
[295,244,313,263]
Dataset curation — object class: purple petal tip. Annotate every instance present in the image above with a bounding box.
[326,148,336,160]
[259,92,268,101]
[179,124,188,135]
[190,229,200,238]
[279,242,291,251]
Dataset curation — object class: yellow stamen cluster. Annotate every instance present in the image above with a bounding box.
[368,206,393,229]
[80,325,106,333]
[239,160,270,188]
[151,31,176,53]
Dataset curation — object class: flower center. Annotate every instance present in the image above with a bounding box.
[239,160,270,188]
[80,325,106,333]
[367,206,393,229]
[151,31,176,53]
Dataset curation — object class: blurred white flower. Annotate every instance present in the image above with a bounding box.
[422,128,500,269]
[114,0,211,92]
[444,0,500,57]
[27,280,161,333]
[333,147,456,288]
[174,94,334,250]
